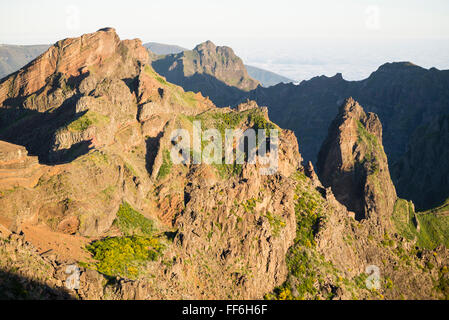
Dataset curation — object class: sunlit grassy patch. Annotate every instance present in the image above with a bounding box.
[86,236,163,279]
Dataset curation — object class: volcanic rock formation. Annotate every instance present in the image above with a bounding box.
[317,98,397,227]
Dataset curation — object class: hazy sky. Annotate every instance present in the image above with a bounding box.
[1,0,449,81]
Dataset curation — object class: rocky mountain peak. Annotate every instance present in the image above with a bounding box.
[151,40,260,106]
[317,97,397,226]
[193,40,235,60]
[340,97,365,118]
[97,27,116,33]
[0,28,149,105]
[194,40,217,51]
[368,61,426,80]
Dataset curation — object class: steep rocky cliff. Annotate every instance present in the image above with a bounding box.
[317,98,397,227]
[264,101,449,300]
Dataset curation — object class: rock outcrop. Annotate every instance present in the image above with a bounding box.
[317,98,397,227]
[0,141,53,190]
[151,40,260,107]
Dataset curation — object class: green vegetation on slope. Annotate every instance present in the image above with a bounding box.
[250,111,276,133]
[211,111,244,136]
[67,111,110,132]
[392,198,449,250]
[182,108,276,179]
[84,203,162,279]
[113,202,154,237]
[144,64,169,86]
[144,64,200,109]
[157,150,173,180]
[86,236,163,279]
[213,162,243,179]
[356,120,380,174]
[266,172,330,300]
[264,211,286,237]
[266,172,380,300]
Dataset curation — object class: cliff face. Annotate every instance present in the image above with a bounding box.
[0,28,302,299]
[151,41,260,107]
[317,98,397,227]
[0,141,56,191]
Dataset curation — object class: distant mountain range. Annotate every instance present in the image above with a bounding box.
[0,44,50,80]
[143,42,188,55]
[244,65,293,87]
